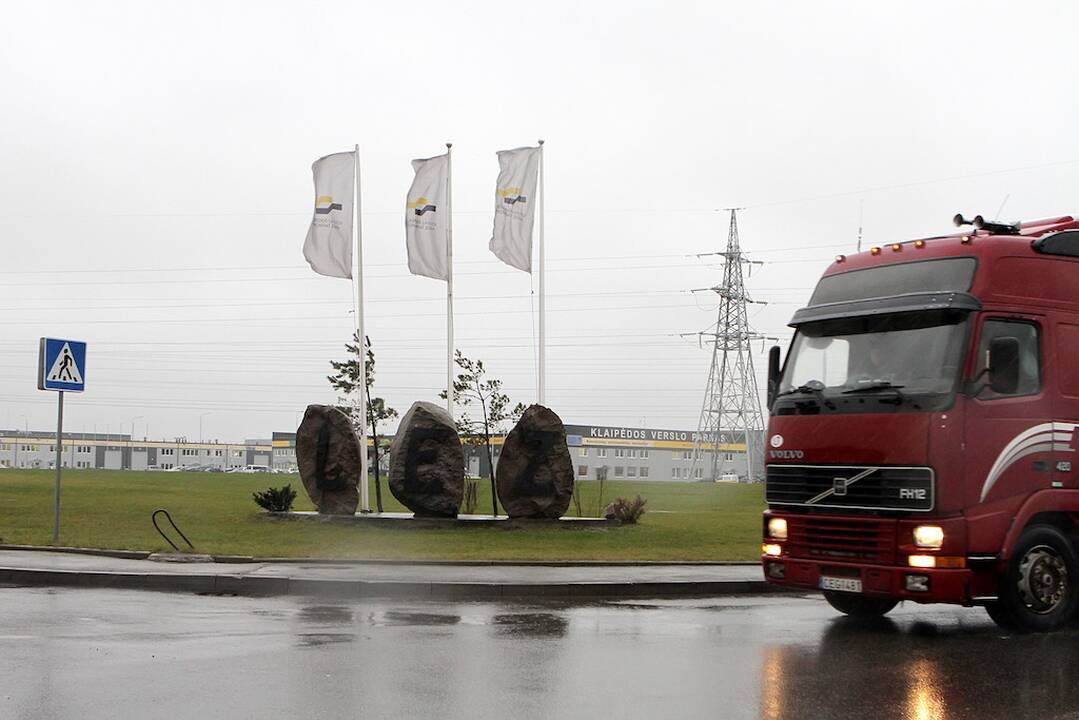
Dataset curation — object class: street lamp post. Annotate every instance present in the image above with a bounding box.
[16,414,27,468]
[199,412,211,444]
[128,416,143,470]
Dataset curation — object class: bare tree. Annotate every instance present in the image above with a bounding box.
[440,349,525,516]
[327,333,398,512]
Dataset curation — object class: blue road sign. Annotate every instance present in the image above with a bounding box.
[38,338,87,392]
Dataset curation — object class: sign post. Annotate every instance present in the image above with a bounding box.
[37,338,87,543]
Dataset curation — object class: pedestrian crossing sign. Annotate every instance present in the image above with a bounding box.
[38,338,87,392]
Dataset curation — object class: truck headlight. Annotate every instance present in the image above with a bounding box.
[913,525,944,549]
[767,517,788,540]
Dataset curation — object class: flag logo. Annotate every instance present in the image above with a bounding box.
[315,195,343,215]
[497,187,527,205]
[407,197,437,216]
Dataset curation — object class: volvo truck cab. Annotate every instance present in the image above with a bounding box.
[762,214,1079,631]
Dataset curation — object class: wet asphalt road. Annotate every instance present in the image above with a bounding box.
[2,587,1079,720]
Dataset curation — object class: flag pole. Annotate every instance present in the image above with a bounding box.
[537,139,546,406]
[355,144,370,513]
[445,142,454,420]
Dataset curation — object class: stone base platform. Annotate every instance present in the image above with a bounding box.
[262,511,614,529]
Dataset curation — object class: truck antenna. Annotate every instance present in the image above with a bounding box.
[857,199,864,253]
[994,193,1010,221]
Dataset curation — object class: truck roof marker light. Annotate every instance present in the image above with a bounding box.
[870,246,882,256]
[891,243,902,252]
[835,254,846,263]
[960,235,973,245]
[914,239,926,249]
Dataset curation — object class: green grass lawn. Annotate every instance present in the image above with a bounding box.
[0,469,765,561]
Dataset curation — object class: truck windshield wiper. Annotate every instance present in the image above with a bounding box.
[841,381,908,404]
[776,381,836,409]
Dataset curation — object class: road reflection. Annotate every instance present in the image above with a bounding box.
[903,658,944,720]
[492,612,569,639]
[759,613,1079,720]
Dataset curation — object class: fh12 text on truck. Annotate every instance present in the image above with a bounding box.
[761,213,1079,632]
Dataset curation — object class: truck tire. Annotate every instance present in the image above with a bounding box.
[823,591,898,618]
[985,524,1078,633]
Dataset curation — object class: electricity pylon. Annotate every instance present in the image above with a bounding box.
[689,209,766,482]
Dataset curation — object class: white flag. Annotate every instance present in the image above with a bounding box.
[489,146,541,273]
[303,151,355,279]
[405,153,450,281]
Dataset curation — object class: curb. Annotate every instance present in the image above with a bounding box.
[0,567,776,600]
[0,544,760,567]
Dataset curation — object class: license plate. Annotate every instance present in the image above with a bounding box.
[820,576,863,593]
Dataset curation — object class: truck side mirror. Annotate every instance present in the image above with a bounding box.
[988,336,1020,395]
[767,345,782,408]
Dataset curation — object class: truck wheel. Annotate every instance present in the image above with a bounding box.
[823,591,898,618]
[985,524,1078,633]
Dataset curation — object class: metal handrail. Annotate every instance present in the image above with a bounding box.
[151,508,195,552]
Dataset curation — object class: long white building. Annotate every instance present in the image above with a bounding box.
[0,431,272,471]
[2,423,756,481]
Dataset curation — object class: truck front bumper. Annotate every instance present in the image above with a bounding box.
[761,555,984,605]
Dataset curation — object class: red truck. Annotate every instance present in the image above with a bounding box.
[762,213,1079,631]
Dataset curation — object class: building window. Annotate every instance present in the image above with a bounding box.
[694,468,703,479]
[640,466,649,478]
[628,449,637,459]
[579,447,588,457]
[671,467,680,479]
[682,450,693,460]
[215,450,223,457]
[725,452,734,461]
[613,466,625,478]
[578,465,588,477]
[641,449,649,459]
[597,448,607,458]
[615,448,625,458]
[627,466,637,477]
[162,448,174,456]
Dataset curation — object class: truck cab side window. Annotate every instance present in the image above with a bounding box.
[974,320,1040,397]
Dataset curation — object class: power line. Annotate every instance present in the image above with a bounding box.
[743,157,1079,210]
[0,262,708,288]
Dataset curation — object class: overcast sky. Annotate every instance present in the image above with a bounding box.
[2,0,1077,442]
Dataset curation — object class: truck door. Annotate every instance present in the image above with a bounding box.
[1051,321,1079,488]
[964,317,1049,552]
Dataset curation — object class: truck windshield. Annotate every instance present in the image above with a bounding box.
[777,310,969,414]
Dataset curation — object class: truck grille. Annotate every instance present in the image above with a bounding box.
[787,516,897,563]
[766,464,934,512]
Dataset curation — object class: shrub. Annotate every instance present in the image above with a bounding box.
[603,495,647,524]
[253,484,298,512]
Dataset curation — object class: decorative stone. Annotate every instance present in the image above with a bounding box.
[496,405,574,518]
[388,401,464,518]
[296,405,361,515]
